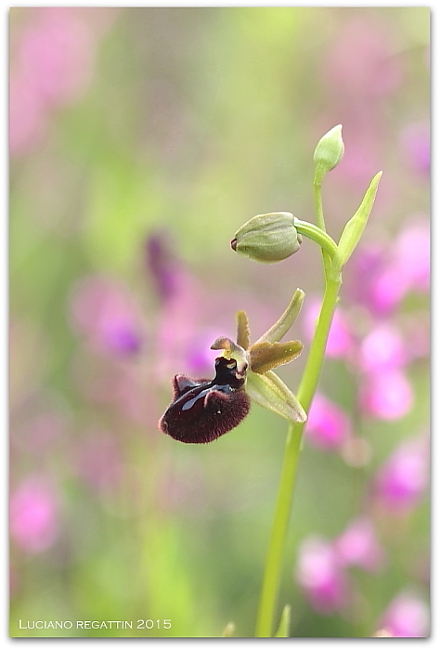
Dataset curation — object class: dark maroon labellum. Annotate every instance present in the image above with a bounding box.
[158,357,250,443]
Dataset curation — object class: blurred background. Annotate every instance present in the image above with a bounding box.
[9,6,429,638]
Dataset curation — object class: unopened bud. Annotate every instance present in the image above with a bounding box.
[231,212,302,263]
[313,124,344,184]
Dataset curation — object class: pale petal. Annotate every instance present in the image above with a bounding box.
[246,370,307,423]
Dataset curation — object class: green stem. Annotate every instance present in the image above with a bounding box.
[313,181,331,276]
[254,273,341,637]
[294,219,338,261]
[313,181,326,233]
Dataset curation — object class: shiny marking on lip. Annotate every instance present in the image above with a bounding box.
[158,356,250,443]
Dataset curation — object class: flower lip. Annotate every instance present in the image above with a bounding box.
[158,356,250,444]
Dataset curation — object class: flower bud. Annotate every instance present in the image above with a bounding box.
[231,212,302,263]
[313,125,344,184]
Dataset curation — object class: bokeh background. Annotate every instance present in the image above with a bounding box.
[9,6,430,638]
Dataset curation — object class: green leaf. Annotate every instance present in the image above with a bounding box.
[255,288,305,344]
[249,340,303,374]
[246,370,307,423]
[274,605,291,637]
[337,171,382,266]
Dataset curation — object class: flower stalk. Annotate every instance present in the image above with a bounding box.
[255,273,341,637]
[253,126,382,637]
[293,219,338,261]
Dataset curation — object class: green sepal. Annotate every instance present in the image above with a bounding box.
[255,288,305,344]
[236,310,251,350]
[274,605,291,638]
[336,171,382,267]
[249,340,303,374]
[246,370,307,424]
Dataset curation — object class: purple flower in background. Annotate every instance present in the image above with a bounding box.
[99,315,142,355]
[295,536,348,614]
[400,121,430,177]
[333,516,385,572]
[359,323,406,375]
[370,266,411,315]
[10,8,118,157]
[346,244,406,317]
[305,393,350,450]
[10,476,59,553]
[69,275,143,356]
[373,437,429,513]
[346,218,429,318]
[323,16,402,101]
[15,8,93,108]
[303,298,353,359]
[145,230,182,302]
[359,369,413,421]
[379,592,429,637]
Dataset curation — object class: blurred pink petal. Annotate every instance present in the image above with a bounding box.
[9,8,116,157]
[400,121,430,176]
[393,219,430,293]
[346,244,406,316]
[347,219,429,318]
[9,73,47,155]
[369,265,410,315]
[295,536,349,614]
[333,516,385,572]
[374,437,429,512]
[17,8,93,107]
[323,17,402,100]
[380,592,429,637]
[359,323,406,374]
[10,477,59,553]
[305,393,350,450]
[359,369,413,420]
[145,230,183,303]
